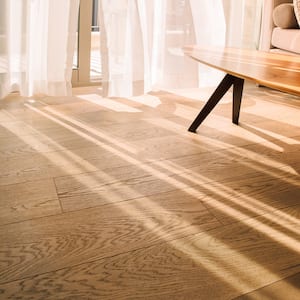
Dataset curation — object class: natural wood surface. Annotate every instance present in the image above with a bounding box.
[0,83,299,299]
[235,272,300,300]
[183,46,300,96]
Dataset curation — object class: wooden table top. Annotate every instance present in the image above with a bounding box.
[183,46,300,96]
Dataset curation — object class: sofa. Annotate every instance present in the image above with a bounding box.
[259,0,300,55]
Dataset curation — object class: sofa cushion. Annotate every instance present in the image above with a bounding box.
[273,3,298,28]
[272,27,300,53]
[294,0,300,26]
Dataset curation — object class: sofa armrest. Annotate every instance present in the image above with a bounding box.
[259,0,293,51]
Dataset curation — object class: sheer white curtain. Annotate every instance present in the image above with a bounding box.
[99,0,263,98]
[0,0,79,99]
[99,0,226,97]
[223,0,263,49]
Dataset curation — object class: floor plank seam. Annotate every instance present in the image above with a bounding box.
[52,177,64,214]
[230,271,300,300]
[0,224,223,286]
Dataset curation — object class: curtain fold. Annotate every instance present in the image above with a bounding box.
[0,0,79,99]
[99,0,263,98]
[99,0,226,97]
[223,0,263,49]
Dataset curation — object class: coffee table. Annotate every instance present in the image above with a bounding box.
[183,46,300,132]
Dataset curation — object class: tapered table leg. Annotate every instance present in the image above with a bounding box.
[188,74,244,133]
[232,77,244,124]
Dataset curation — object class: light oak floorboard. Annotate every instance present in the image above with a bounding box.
[0,205,299,300]
[0,188,221,284]
[234,272,300,300]
[0,83,299,299]
[0,179,61,225]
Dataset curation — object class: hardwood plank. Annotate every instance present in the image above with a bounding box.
[55,157,202,211]
[0,188,221,284]
[0,204,299,299]
[199,168,299,225]
[0,179,61,225]
[40,101,105,116]
[55,146,261,212]
[0,83,299,299]
[166,140,300,183]
[0,150,98,186]
[55,141,299,213]
[76,108,170,126]
[234,272,300,300]
[0,125,98,160]
[34,95,83,106]
[88,119,176,142]
[130,135,219,161]
[238,136,300,168]
[0,121,39,139]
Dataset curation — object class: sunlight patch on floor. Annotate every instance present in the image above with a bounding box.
[77,94,142,113]
[41,105,138,155]
[151,159,300,243]
[127,94,162,108]
[23,102,300,255]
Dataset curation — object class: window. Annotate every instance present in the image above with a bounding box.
[72,0,101,86]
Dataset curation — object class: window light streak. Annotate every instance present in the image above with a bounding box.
[3,118,144,204]
[25,105,155,169]
[31,103,299,204]
[154,158,300,228]
[77,94,142,113]
[169,234,283,293]
[0,130,98,175]
[25,104,300,252]
[146,117,292,173]
[151,117,298,183]
[109,195,284,293]
[151,159,300,239]
[27,104,137,155]
[23,105,200,200]
[221,143,299,180]
[127,94,162,108]
[200,125,285,153]
[18,103,299,295]
[242,102,299,127]
[243,123,300,145]
[145,116,284,153]
[1,123,105,177]
[24,105,214,205]
[245,280,300,300]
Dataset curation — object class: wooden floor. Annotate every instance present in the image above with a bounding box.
[0,82,299,299]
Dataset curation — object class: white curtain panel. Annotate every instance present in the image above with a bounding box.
[99,0,226,97]
[99,0,262,98]
[0,0,79,99]
[223,0,263,49]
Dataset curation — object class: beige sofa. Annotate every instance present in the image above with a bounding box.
[259,0,300,55]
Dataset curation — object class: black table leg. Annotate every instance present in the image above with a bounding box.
[232,77,244,124]
[188,74,244,133]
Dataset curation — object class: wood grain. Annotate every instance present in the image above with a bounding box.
[0,205,299,300]
[0,188,221,284]
[183,46,300,96]
[0,83,299,299]
[234,272,300,300]
[0,179,61,225]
